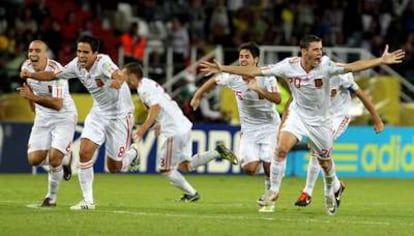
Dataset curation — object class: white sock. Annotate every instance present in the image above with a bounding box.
[46,165,63,202]
[303,153,321,196]
[167,169,197,195]
[270,158,286,194]
[265,176,270,192]
[78,160,94,204]
[322,159,337,196]
[189,150,219,170]
[121,147,140,172]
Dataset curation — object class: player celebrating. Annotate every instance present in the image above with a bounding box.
[21,36,139,210]
[18,40,77,207]
[191,42,281,205]
[294,62,384,207]
[200,35,404,214]
[122,62,238,202]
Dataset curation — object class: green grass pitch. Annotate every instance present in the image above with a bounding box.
[0,174,413,236]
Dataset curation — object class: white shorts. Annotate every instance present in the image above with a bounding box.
[28,114,77,155]
[281,110,333,158]
[157,130,192,171]
[81,112,134,161]
[332,114,351,140]
[239,125,278,167]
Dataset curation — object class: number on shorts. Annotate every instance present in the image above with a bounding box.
[320,148,332,159]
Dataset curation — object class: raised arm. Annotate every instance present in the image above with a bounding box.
[342,45,405,73]
[190,77,218,110]
[200,60,263,77]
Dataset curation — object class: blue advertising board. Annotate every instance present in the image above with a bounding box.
[296,126,414,178]
[0,122,413,178]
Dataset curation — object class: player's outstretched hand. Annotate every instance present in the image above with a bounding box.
[381,44,405,64]
[199,59,223,76]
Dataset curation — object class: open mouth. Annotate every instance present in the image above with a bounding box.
[29,56,39,63]
[314,57,321,65]
[78,60,87,67]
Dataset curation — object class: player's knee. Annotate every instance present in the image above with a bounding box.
[177,161,191,173]
[48,149,64,167]
[275,148,288,160]
[316,156,332,170]
[27,157,42,166]
[27,154,44,166]
[48,156,62,168]
[79,149,94,162]
[242,162,259,175]
[106,157,122,173]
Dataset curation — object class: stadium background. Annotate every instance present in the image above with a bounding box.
[0,0,413,177]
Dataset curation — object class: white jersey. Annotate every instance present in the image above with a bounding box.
[261,56,345,125]
[56,54,134,118]
[215,73,280,131]
[137,78,192,136]
[330,73,359,118]
[21,59,77,122]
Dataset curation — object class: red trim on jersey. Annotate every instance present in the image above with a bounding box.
[48,60,60,72]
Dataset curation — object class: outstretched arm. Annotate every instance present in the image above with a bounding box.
[190,77,218,110]
[354,90,384,133]
[200,60,263,77]
[20,70,56,81]
[342,45,405,73]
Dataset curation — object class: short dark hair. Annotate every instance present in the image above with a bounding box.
[124,62,143,79]
[238,42,260,58]
[299,35,322,49]
[77,35,100,52]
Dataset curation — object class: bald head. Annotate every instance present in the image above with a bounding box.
[28,40,49,72]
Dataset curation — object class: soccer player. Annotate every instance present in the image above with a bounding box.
[190,42,281,204]
[200,35,404,214]
[121,62,238,202]
[294,64,384,207]
[17,40,77,207]
[20,36,139,210]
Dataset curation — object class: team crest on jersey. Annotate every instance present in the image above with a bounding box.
[314,78,323,88]
[95,76,104,87]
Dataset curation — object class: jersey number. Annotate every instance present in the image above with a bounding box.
[288,77,302,88]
